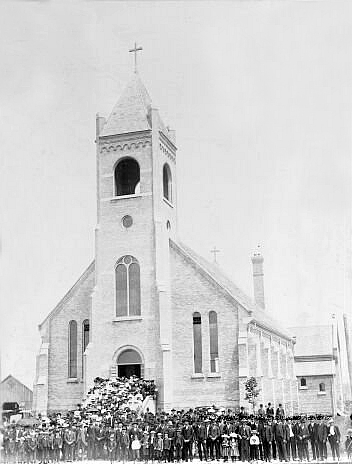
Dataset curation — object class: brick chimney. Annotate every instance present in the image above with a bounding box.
[251,247,265,309]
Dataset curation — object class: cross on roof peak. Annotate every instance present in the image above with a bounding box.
[129,42,143,73]
[211,246,220,263]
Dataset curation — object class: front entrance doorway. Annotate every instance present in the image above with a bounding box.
[117,348,143,378]
[118,364,141,378]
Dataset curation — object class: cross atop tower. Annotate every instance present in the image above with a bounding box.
[211,246,220,263]
[129,42,143,73]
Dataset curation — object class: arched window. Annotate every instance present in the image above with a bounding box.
[115,256,141,317]
[193,312,203,373]
[319,382,325,392]
[115,158,140,196]
[163,163,172,202]
[300,377,307,387]
[209,311,219,372]
[68,320,77,378]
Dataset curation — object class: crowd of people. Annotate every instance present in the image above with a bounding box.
[1,376,352,464]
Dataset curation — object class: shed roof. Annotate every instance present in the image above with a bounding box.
[295,360,335,376]
[290,325,333,357]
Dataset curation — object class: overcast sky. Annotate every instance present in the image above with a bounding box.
[0,1,351,388]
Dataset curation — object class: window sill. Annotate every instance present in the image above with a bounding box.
[113,316,142,322]
[299,386,308,390]
[191,373,205,379]
[67,378,79,384]
[317,391,326,396]
[104,192,152,202]
[163,198,174,208]
[207,372,221,378]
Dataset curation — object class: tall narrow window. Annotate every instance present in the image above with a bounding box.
[209,311,219,373]
[193,312,202,373]
[115,255,141,317]
[300,378,307,387]
[68,320,77,378]
[82,319,90,352]
[163,163,172,202]
[319,382,325,392]
[115,158,140,196]
[82,319,90,377]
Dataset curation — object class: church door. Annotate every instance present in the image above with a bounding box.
[118,364,141,378]
[117,348,143,378]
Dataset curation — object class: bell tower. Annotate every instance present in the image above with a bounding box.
[86,60,177,409]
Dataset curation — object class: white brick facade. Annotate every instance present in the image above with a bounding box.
[33,73,297,415]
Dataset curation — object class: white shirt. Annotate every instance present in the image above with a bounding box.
[288,424,294,438]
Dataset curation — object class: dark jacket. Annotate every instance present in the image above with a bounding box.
[182,425,193,442]
[317,424,328,442]
[274,423,288,442]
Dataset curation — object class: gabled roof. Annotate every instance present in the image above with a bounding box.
[290,325,333,357]
[39,261,95,329]
[1,374,33,393]
[101,73,152,137]
[171,239,293,341]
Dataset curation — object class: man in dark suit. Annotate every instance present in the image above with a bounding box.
[208,419,221,461]
[327,419,341,460]
[262,420,273,462]
[276,405,285,421]
[182,420,194,462]
[308,418,320,461]
[296,419,310,462]
[285,418,297,461]
[165,420,176,462]
[274,419,288,462]
[257,405,266,419]
[194,420,208,462]
[266,403,275,420]
[238,420,251,462]
[87,422,96,460]
[317,418,328,461]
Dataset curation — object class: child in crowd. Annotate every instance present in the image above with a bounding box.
[229,432,240,462]
[141,431,150,463]
[155,433,164,463]
[249,430,260,461]
[131,433,141,464]
[163,432,171,462]
[221,434,230,462]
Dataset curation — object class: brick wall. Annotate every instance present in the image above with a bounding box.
[47,265,94,412]
[170,245,240,409]
[86,136,164,397]
[297,375,334,414]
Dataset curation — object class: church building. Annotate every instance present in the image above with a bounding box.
[33,67,298,415]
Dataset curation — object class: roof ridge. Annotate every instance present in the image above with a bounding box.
[170,239,293,341]
[39,260,95,329]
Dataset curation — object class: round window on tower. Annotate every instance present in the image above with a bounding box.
[122,215,133,229]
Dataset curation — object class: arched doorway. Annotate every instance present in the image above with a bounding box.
[117,348,143,378]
